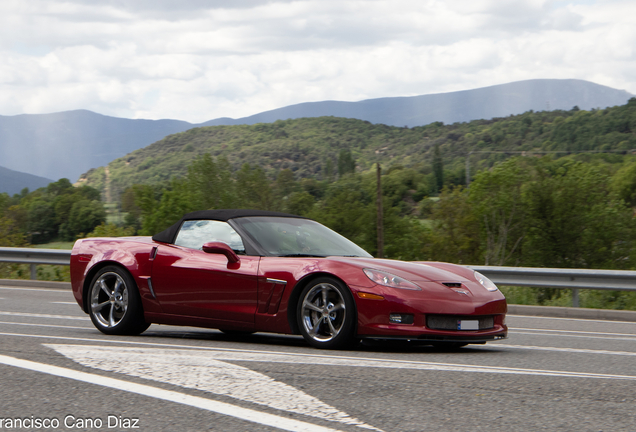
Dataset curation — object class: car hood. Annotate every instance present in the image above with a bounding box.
[328,257,472,284]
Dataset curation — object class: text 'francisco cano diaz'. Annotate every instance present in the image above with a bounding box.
[0,415,139,429]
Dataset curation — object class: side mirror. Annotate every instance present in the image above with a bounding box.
[202,241,240,263]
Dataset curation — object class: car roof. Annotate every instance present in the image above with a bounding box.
[152,209,303,244]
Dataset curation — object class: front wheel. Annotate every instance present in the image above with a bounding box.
[297,277,356,349]
[88,265,149,335]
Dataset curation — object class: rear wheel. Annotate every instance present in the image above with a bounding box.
[88,265,149,335]
[297,277,356,349]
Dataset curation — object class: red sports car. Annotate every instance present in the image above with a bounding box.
[71,209,507,349]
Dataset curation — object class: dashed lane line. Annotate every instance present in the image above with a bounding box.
[0,311,87,320]
[496,343,636,356]
[507,330,636,342]
[510,314,636,325]
[0,287,69,293]
[511,327,636,337]
[0,321,92,330]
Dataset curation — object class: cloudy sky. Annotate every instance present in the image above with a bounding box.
[1,0,635,123]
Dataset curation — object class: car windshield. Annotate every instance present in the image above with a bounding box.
[233,217,372,258]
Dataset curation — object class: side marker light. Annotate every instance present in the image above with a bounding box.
[357,292,385,300]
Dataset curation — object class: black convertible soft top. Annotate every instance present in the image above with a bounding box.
[152,209,303,244]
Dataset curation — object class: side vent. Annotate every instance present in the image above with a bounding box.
[147,278,157,299]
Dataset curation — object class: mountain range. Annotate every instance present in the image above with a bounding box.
[0,165,53,196]
[0,78,632,194]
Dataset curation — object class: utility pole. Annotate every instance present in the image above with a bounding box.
[376,163,384,258]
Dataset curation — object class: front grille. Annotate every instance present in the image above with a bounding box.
[426,315,494,331]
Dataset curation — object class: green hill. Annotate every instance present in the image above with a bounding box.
[80,99,636,202]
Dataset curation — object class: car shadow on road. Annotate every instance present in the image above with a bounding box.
[138,327,505,355]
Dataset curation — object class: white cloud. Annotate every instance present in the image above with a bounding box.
[0,0,634,122]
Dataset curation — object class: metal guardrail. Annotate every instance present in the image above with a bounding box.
[469,265,636,307]
[470,265,636,290]
[1,247,635,306]
[0,247,71,280]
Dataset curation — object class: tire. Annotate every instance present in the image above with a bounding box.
[297,277,356,349]
[88,265,150,335]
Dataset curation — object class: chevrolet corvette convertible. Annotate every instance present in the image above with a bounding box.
[71,209,507,349]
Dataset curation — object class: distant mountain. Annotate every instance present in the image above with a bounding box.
[203,79,633,128]
[0,165,53,195]
[81,99,636,201]
[0,110,194,183]
[0,79,632,182]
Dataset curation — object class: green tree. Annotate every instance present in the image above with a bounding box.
[61,200,107,239]
[26,199,57,243]
[337,149,356,177]
[186,154,235,209]
[274,168,298,199]
[523,159,633,270]
[611,160,636,207]
[87,222,135,237]
[432,144,444,193]
[468,158,530,265]
[235,163,274,210]
[427,186,480,264]
[286,191,315,216]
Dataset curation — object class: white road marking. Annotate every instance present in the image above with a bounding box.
[50,301,79,305]
[50,345,377,430]
[0,286,68,293]
[510,331,636,342]
[496,344,636,356]
[510,314,636,325]
[0,311,87,321]
[46,343,636,382]
[0,354,347,432]
[512,327,636,337]
[0,321,91,330]
[2,330,635,378]
[0,330,634,363]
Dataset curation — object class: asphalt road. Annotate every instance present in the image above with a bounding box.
[1,283,635,432]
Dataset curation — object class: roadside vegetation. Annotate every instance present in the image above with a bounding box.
[2,98,636,309]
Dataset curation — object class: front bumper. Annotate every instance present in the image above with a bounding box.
[352,284,508,343]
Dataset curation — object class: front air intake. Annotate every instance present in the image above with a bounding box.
[426,315,494,330]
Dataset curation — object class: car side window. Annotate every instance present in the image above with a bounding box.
[174,220,245,253]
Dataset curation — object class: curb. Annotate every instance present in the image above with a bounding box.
[0,279,71,290]
[508,304,636,322]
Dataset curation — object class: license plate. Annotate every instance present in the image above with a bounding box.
[458,320,479,330]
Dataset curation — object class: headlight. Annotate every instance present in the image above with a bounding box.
[363,268,421,290]
[474,271,498,292]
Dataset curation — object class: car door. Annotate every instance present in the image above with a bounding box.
[150,220,259,324]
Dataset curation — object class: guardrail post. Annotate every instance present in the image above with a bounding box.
[572,288,579,308]
[30,264,37,280]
